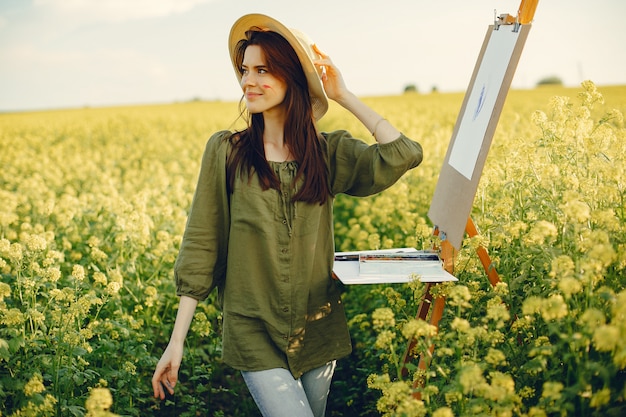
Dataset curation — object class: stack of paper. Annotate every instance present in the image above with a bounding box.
[333,248,457,284]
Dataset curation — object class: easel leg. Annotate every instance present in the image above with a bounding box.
[400,237,455,395]
[400,217,500,398]
[411,295,446,399]
[400,283,434,378]
[466,217,500,286]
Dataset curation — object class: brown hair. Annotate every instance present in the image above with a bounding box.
[227,28,330,205]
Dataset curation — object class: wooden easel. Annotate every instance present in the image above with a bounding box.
[399,217,499,390]
[400,0,539,398]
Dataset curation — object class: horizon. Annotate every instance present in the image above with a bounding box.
[2,83,625,115]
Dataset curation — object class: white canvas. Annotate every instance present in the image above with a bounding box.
[448,25,520,180]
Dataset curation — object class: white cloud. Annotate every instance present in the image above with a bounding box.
[33,0,214,22]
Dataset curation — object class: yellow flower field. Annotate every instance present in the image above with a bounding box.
[1,82,625,416]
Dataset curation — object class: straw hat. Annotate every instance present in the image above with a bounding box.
[228,13,328,121]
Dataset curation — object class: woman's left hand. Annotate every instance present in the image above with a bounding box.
[313,44,350,103]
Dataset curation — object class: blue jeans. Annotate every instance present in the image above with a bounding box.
[241,361,336,417]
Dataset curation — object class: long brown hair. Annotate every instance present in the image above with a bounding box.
[227,28,330,205]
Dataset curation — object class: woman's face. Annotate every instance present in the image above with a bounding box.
[240,45,287,117]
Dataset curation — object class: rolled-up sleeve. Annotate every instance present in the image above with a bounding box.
[175,131,231,301]
[325,130,423,197]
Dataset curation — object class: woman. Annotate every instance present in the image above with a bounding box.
[152,13,423,417]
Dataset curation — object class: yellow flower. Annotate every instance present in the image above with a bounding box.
[510,316,533,334]
[374,379,424,416]
[0,238,10,253]
[579,80,604,107]
[522,296,543,316]
[485,348,508,367]
[93,271,107,286]
[541,381,564,400]
[63,332,81,346]
[90,247,108,263]
[0,282,10,302]
[144,285,158,307]
[485,298,510,327]
[372,307,395,329]
[1,308,25,326]
[451,317,471,333]
[444,390,463,405]
[540,294,568,321]
[486,329,505,346]
[375,330,396,350]
[108,269,124,285]
[85,387,114,414]
[592,209,620,232]
[508,221,528,239]
[87,236,101,247]
[558,277,582,298]
[579,308,606,328]
[549,255,575,279]
[401,319,437,340]
[43,249,64,267]
[8,242,23,262]
[606,107,624,125]
[43,266,61,283]
[25,234,47,252]
[436,347,454,358]
[459,363,485,394]
[531,110,548,126]
[367,233,381,250]
[518,386,536,399]
[432,407,454,417]
[144,286,157,299]
[613,347,626,369]
[72,264,86,281]
[560,199,591,224]
[26,308,45,327]
[586,242,616,270]
[493,282,509,296]
[367,372,390,390]
[549,95,570,114]
[191,312,212,337]
[528,407,548,417]
[106,282,122,296]
[122,361,137,375]
[382,287,406,309]
[529,336,553,358]
[23,373,45,396]
[448,285,472,309]
[589,387,611,408]
[80,327,94,340]
[592,324,619,352]
[524,220,558,246]
[485,371,515,401]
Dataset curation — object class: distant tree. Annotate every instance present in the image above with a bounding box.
[403,84,418,93]
[431,85,439,93]
[536,75,563,86]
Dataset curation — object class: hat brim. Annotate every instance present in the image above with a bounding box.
[228,13,328,121]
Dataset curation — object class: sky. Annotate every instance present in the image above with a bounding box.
[1,0,625,112]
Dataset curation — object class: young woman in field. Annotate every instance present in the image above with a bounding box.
[152,13,423,417]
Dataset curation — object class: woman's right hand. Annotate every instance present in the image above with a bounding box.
[151,341,184,400]
[151,295,198,400]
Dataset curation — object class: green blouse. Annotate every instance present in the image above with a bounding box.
[175,129,423,378]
